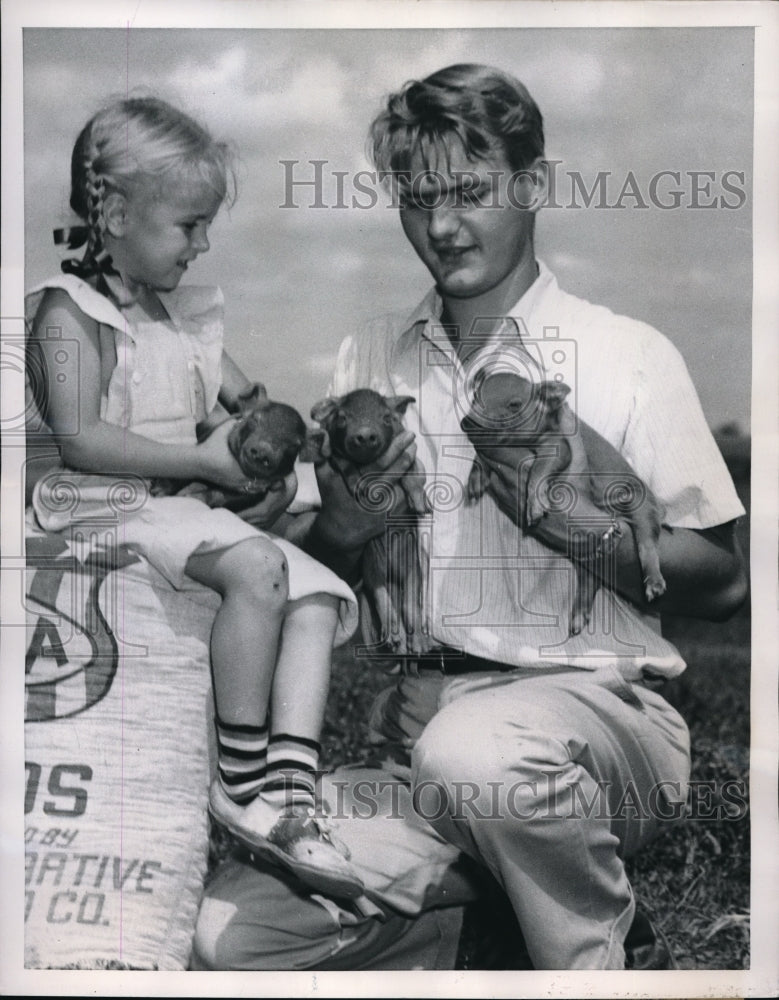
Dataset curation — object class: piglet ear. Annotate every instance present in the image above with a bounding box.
[237,382,270,414]
[299,427,331,463]
[386,395,416,415]
[537,380,571,410]
[310,396,341,426]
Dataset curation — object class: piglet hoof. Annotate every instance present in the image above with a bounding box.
[466,465,486,506]
[569,609,588,636]
[525,493,546,527]
[644,574,667,602]
[409,489,431,517]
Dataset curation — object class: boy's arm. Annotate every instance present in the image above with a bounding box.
[537,507,746,620]
[31,289,251,491]
[484,435,748,620]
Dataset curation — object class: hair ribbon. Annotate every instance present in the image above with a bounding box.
[53,226,90,249]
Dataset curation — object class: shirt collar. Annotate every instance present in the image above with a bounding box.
[397,286,442,341]
[396,259,558,347]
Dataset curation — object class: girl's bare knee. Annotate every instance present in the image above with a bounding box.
[223,538,290,607]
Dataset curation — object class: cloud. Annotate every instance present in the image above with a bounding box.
[165,43,252,102]
[21,26,753,430]
[164,43,350,131]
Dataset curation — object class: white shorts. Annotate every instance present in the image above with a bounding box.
[33,474,359,646]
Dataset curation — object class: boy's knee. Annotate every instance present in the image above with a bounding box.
[413,698,574,814]
[413,701,498,789]
[190,893,239,970]
[191,890,290,971]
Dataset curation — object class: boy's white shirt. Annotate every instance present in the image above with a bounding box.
[319,261,745,678]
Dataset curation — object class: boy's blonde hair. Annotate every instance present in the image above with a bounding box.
[369,63,545,178]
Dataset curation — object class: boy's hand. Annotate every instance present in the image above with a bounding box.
[482,429,604,548]
[313,429,417,550]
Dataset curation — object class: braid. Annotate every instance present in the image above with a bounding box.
[59,96,235,304]
[84,142,109,267]
[81,147,134,305]
[63,124,114,281]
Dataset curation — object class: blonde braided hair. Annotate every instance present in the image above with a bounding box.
[62,96,236,301]
[82,134,110,270]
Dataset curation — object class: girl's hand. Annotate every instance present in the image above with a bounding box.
[195,419,253,492]
[237,472,299,530]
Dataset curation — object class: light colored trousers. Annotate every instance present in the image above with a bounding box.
[402,666,690,969]
[193,665,689,971]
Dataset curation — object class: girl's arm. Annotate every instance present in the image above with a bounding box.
[30,288,250,491]
[218,350,253,412]
[195,350,251,435]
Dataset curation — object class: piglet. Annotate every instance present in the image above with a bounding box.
[310,388,431,659]
[461,370,666,634]
[310,389,428,515]
[153,382,307,514]
[224,383,306,491]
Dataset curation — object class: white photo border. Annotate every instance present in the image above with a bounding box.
[2,2,777,997]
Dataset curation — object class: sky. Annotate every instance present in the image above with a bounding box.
[21,24,754,431]
[4,11,778,996]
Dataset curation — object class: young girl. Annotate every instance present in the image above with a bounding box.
[27,96,363,900]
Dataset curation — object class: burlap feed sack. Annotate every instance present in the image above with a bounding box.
[24,524,220,970]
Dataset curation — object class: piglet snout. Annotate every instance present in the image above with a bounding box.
[245,441,276,466]
[344,425,385,462]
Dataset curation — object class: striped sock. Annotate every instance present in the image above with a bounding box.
[262,733,321,808]
[216,716,268,804]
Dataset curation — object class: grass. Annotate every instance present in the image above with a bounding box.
[642,476,751,970]
[315,469,753,971]
[209,454,752,971]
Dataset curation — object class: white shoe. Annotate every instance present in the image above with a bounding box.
[208,779,365,899]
